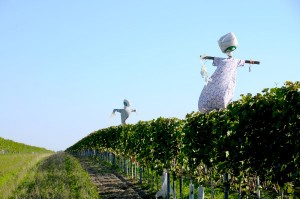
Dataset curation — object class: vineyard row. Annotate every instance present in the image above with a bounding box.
[66,81,300,197]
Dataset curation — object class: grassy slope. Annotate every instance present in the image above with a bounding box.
[0,153,51,198]
[11,152,100,199]
[0,137,52,154]
[0,137,99,198]
[0,137,53,198]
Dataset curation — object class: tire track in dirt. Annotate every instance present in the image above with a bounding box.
[77,156,154,199]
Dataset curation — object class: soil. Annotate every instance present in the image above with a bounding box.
[77,156,156,199]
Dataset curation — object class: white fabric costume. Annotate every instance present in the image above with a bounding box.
[198,57,245,113]
[112,99,136,124]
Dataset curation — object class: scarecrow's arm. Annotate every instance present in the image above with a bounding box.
[112,109,122,114]
[200,55,260,64]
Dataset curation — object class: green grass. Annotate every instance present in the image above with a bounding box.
[11,152,100,199]
[0,138,99,198]
[0,137,52,154]
[0,153,51,198]
[0,136,54,198]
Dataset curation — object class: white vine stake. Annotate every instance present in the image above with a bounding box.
[189,180,194,199]
[198,186,204,199]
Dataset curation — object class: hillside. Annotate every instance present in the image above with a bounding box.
[0,137,53,154]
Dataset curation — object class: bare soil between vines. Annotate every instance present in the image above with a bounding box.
[77,156,156,199]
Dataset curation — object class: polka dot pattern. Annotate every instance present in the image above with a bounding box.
[198,57,245,113]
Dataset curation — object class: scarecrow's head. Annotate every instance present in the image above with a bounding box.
[218,32,238,57]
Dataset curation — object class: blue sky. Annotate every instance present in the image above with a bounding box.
[1,0,299,151]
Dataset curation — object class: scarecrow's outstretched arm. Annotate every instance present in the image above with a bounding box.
[245,60,260,64]
[200,55,260,64]
[112,109,122,114]
[200,55,214,60]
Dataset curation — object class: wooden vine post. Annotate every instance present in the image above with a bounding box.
[223,173,231,199]
[210,168,214,199]
[180,166,183,199]
[167,169,171,199]
[257,176,261,199]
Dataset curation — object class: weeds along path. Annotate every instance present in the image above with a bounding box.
[77,156,154,199]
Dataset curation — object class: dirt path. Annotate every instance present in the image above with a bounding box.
[77,156,155,199]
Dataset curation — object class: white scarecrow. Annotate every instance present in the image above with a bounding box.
[112,99,136,124]
[198,32,260,113]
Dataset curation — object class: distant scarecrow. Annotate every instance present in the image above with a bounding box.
[112,99,136,124]
[198,32,260,113]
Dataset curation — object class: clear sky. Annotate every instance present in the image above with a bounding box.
[1,0,299,151]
